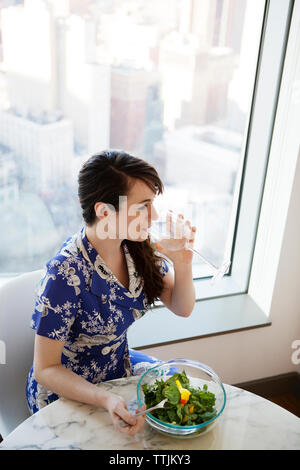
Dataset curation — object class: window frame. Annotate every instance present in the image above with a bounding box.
[152,0,294,307]
[127,0,296,348]
[0,0,296,349]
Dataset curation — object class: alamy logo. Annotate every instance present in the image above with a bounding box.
[0,339,6,364]
[291,340,300,365]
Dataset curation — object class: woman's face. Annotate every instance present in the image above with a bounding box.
[118,178,159,242]
[93,178,159,242]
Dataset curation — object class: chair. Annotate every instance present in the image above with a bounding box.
[0,269,44,438]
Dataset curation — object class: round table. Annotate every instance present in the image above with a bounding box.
[0,376,299,450]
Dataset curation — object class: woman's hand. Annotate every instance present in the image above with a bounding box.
[103,392,146,437]
[154,212,197,265]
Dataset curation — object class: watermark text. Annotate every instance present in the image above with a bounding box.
[291,339,300,365]
[0,339,6,364]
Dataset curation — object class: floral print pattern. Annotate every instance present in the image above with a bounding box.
[26,226,169,414]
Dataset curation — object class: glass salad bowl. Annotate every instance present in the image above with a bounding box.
[136,359,226,439]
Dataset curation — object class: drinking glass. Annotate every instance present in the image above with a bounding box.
[148,209,231,284]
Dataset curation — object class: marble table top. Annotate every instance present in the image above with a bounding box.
[1,376,300,450]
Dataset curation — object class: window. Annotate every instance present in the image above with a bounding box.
[0,0,293,311]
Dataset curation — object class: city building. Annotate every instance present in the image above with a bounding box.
[156,124,242,194]
[0,108,74,192]
[0,142,18,203]
[110,65,149,153]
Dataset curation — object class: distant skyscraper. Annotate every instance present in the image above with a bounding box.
[179,48,236,126]
[0,109,73,192]
[110,65,149,153]
[1,1,56,113]
[161,124,241,193]
[158,0,246,130]
[144,80,164,157]
[180,0,246,52]
[1,1,111,157]
[0,142,18,203]
[63,14,111,154]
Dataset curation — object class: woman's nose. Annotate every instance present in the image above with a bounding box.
[150,204,159,222]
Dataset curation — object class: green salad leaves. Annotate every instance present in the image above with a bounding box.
[142,370,217,426]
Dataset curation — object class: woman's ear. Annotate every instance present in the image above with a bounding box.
[94,202,108,219]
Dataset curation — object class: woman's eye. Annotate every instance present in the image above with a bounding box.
[139,205,148,210]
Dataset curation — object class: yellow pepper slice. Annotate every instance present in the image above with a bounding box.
[175,379,191,404]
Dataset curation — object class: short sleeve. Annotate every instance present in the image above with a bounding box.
[157,257,169,278]
[30,258,80,342]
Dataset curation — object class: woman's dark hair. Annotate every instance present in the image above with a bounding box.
[78,149,166,306]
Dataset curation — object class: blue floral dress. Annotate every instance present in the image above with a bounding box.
[26,226,169,414]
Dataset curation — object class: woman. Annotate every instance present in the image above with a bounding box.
[26,150,196,437]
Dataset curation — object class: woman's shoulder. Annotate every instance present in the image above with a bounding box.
[36,254,82,298]
[40,230,93,290]
[47,229,91,273]
[45,254,80,277]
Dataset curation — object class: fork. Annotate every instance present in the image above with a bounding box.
[119,398,168,427]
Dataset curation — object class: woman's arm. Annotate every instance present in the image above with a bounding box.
[33,334,146,436]
[34,335,110,408]
[156,218,196,317]
[159,263,195,317]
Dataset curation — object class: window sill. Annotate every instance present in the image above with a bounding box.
[155,267,245,307]
[1,274,270,350]
[127,292,271,349]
